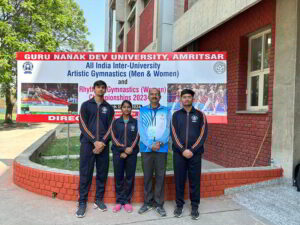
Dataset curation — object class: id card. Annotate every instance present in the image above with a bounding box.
[147,126,157,140]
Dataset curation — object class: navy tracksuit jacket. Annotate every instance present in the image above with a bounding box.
[171,107,208,209]
[79,98,114,145]
[78,98,114,203]
[111,116,139,204]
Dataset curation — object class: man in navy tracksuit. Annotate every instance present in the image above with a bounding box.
[171,89,208,220]
[76,80,114,218]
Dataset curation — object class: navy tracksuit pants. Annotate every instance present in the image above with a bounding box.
[173,151,202,209]
[113,153,137,204]
[78,142,109,203]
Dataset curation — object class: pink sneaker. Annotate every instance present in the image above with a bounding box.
[112,204,122,213]
[124,204,133,213]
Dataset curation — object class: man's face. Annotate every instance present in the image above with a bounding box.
[181,94,193,107]
[148,89,161,104]
[94,85,106,96]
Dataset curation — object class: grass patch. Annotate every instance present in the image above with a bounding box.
[0,113,29,129]
[41,136,80,156]
[35,137,174,173]
[37,158,80,171]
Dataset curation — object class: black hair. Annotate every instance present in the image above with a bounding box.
[148,88,161,96]
[181,89,195,97]
[93,80,107,89]
[121,100,132,108]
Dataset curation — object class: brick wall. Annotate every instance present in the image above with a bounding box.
[181,0,276,167]
[139,0,154,52]
[13,161,282,202]
[127,25,135,52]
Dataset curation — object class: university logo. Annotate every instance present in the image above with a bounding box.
[101,107,107,114]
[23,62,33,74]
[131,125,135,132]
[213,62,226,74]
[191,115,198,122]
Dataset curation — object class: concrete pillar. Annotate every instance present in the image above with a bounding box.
[272,0,300,180]
[107,7,114,52]
[104,0,110,52]
[157,0,175,52]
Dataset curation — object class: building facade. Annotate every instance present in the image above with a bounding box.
[107,0,300,180]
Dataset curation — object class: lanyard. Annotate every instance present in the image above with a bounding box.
[150,104,160,126]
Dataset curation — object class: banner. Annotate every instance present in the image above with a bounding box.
[16,52,227,123]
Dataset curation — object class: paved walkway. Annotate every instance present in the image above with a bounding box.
[233,184,300,225]
[0,124,276,225]
[0,123,58,176]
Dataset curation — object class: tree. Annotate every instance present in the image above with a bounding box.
[0,0,94,123]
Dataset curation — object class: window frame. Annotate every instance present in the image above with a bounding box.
[247,29,271,111]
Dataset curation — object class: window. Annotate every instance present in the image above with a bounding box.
[118,21,124,41]
[129,16,135,28]
[127,1,136,29]
[119,31,124,41]
[247,29,271,111]
[129,1,136,11]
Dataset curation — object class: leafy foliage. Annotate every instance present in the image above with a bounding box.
[0,0,94,122]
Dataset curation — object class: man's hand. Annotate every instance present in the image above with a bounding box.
[151,142,161,151]
[125,147,133,155]
[120,153,127,159]
[182,149,193,159]
[92,147,103,154]
[92,141,106,154]
[94,141,106,150]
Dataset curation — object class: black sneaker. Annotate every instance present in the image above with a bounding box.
[191,208,199,220]
[174,206,183,218]
[156,206,167,217]
[76,202,86,218]
[94,200,107,211]
[138,204,153,214]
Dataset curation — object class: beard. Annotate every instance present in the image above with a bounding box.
[183,102,193,107]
